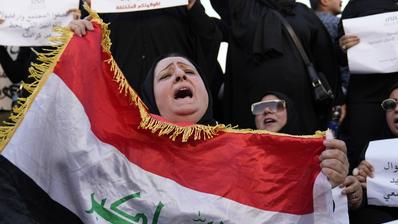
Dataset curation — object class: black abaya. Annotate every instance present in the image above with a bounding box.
[224,0,342,133]
[101,3,222,93]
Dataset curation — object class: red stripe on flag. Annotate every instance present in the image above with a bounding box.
[53,24,324,215]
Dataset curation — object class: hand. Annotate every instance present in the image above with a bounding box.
[187,0,196,10]
[353,160,374,189]
[0,17,4,25]
[338,104,346,124]
[341,175,363,209]
[85,0,91,6]
[68,16,94,37]
[320,139,349,187]
[67,8,82,20]
[339,35,360,52]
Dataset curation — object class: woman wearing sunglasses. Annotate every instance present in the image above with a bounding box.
[252,92,300,135]
[252,91,362,211]
[350,83,398,223]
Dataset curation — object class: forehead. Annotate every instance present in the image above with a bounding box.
[262,94,280,101]
[154,56,196,76]
[390,88,398,98]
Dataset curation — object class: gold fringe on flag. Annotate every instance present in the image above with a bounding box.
[0,4,324,151]
[0,27,73,151]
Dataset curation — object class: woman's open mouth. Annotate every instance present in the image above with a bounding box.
[263,118,276,125]
[174,87,193,100]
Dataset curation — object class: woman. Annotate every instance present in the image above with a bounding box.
[71,0,222,96]
[224,0,344,132]
[142,54,349,188]
[253,91,362,209]
[141,53,216,125]
[252,91,300,135]
[338,0,398,171]
[350,83,398,223]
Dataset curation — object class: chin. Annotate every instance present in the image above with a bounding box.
[174,111,203,123]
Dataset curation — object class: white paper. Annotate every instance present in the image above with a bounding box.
[0,0,79,46]
[91,0,188,13]
[383,220,398,224]
[342,12,398,74]
[365,138,398,207]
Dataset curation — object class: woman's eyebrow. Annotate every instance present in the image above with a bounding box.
[176,62,194,69]
[159,63,174,73]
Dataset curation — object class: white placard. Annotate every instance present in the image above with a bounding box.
[383,220,398,224]
[0,0,79,46]
[342,11,398,74]
[366,138,398,207]
[91,0,188,13]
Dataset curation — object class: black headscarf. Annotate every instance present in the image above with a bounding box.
[141,53,216,125]
[249,0,298,62]
[258,91,300,135]
[259,0,297,15]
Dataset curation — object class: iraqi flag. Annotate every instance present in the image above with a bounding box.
[0,17,336,224]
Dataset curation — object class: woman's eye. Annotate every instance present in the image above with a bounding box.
[159,73,171,80]
[185,70,195,75]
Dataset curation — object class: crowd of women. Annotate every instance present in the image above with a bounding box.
[1,0,398,223]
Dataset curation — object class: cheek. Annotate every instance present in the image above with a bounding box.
[255,116,263,129]
[279,111,288,126]
[386,113,395,128]
[154,83,170,107]
[195,79,209,104]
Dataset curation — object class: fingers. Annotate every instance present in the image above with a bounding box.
[353,160,373,189]
[320,140,349,187]
[339,104,347,124]
[320,151,348,187]
[68,19,94,37]
[355,174,367,189]
[341,176,363,209]
[358,160,374,178]
[67,8,82,20]
[341,176,360,195]
[339,35,360,51]
[323,139,347,154]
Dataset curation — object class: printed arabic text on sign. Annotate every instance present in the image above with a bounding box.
[366,138,398,207]
[343,11,398,74]
[0,0,79,46]
[91,0,188,13]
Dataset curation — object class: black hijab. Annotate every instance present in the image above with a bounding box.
[258,91,300,135]
[259,0,297,15]
[141,53,216,125]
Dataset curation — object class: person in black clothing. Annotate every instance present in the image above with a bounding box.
[141,53,216,125]
[349,82,398,224]
[73,0,222,97]
[338,0,398,171]
[0,47,31,84]
[223,0,344,133]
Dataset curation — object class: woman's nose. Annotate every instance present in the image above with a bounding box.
[174,67,187,82]
[263,107,274,114]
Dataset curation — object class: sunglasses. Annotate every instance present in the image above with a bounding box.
[251,100,286,115]
[381,98,398,111]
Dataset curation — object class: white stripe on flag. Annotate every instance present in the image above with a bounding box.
[3,73,335,224]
